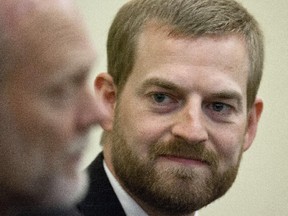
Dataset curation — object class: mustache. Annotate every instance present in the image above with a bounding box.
[150,138,219,167]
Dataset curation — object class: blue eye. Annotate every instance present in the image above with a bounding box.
[207,102,233,117]
[212,102,226,112]
[204,102,235,123]
[148,92,180,113]
[152,93,168,103]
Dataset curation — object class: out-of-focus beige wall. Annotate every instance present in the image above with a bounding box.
[75,0,129,168]
[76,0,288,215]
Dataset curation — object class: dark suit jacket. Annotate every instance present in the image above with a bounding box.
[77,153,126,216]
[18,207,82,216]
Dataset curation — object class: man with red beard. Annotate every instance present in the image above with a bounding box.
[0,0,108,215]
[78,0,264,215]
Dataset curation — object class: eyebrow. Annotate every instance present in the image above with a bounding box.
[209,91,244,110]
[137,77,183,95]
[48,64,90,86]
[137,77,244,109]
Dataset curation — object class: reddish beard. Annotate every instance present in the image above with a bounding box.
[110,108,242,215]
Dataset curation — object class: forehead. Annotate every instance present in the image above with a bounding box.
[6,4,96,81]
[137,24,248,68]
[128,24,249,96]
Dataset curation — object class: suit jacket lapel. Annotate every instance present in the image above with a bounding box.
[77,152,126,216]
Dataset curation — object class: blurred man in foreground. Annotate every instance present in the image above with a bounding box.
[0,0,107,215]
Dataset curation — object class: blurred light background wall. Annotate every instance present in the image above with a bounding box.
[76,0,288,215]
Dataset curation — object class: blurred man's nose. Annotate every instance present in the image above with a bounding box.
[76,85,104,132]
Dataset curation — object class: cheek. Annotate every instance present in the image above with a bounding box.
[211,126,246,169]
[16,106,74,153]
[117,108,166,157]
[41,114,75,149]
[10,88,76,147]
[0,115,47,190]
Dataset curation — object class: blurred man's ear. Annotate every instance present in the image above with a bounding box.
[243,98,263,151]
[94,73,117,131]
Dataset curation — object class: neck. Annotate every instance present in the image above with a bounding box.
[0,199,22,216]
[0,190,18,216]
[0,190,42,216]
[130,194,196,216]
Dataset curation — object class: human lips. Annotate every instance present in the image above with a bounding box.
[151,139,218,168]
[71,150,83,161]
[67,138,88,168]
[66,150,83,169]
[159,154,210,166]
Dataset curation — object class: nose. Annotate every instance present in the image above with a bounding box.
[171,100,208,144]
[76,85,104,132]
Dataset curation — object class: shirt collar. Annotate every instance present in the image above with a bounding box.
[103,161,148,216]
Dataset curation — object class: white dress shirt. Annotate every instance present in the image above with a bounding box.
[104,162,148,216]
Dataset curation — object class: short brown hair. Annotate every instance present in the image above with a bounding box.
[107,0,264,108]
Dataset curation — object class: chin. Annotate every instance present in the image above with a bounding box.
[41,169,89,208]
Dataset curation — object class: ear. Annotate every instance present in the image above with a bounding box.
[94,72,117,131]
[243,98,263,151]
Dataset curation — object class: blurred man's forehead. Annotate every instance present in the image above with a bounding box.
[1,0,87,58]
[0,0,78,33]
[0,0,95,83]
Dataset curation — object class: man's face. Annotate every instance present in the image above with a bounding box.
[0,9,99,207]
[106,25,261,214]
